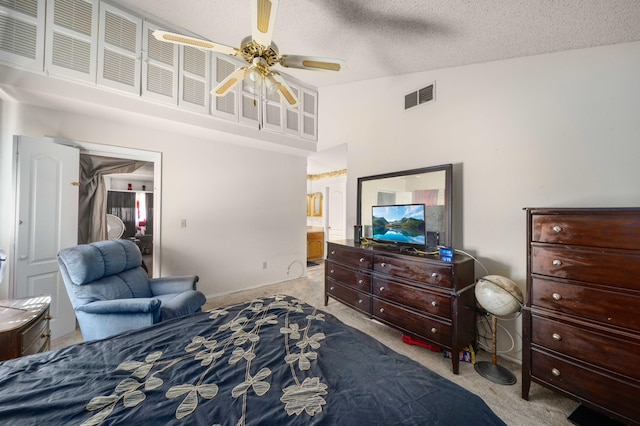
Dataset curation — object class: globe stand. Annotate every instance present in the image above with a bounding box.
[474,315,517,385]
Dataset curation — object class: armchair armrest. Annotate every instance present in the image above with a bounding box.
[150,275,199,295]
[75,298,161,314]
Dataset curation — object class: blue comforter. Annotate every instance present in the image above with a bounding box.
[0,295,505,425]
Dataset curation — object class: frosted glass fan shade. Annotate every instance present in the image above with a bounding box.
[106,214,125,240]
[475,275,523,317]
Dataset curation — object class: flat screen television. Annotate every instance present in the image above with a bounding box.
[372,204,427,247]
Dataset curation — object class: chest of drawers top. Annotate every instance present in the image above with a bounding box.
[327,240,473,291]
[528,207,640,249]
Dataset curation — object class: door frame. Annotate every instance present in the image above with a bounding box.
[49,137,162,278]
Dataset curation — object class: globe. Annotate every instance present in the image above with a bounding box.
[475,275,523,317]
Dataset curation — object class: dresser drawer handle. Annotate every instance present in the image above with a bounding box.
[379,307,384,313]
[379,286,385,292]
[552,333,562,341]
[358,279,363,285]
[381,262,386,267]
[431,301,438,307]
[331,250,335,255]
[330,286,335,291]
[358,299,363,304]
[552,259,562,266]
[430,327,437,334]
[41,332,51,339]
[330,269,335,274]
[552,225,562,233]
[45,316,52,321]
[430,273,439,281]
[551,368,561,377]
[552,293,562,301]
[360,258,365,263]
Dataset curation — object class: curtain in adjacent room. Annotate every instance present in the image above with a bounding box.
[78,155,147,244]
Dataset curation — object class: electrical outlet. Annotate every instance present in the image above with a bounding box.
[262,261,267,269]
[180,219,187,228]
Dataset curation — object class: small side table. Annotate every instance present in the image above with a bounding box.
[0,295,51,361]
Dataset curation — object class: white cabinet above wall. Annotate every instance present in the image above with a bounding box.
[45,0,98,83]
[0,0,46,70]
[97,1,141,94]
[0,0,319,145]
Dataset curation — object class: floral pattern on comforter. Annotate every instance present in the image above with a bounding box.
[0,295,505,426]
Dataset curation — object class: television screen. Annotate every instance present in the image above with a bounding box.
[372,204,426,246]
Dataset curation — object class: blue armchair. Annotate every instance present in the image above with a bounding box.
[57,239,206,341]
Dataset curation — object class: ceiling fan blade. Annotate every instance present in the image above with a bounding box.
[153,30,238,56]
[251,0,279,47]
[267,73,298,107]
[212,67,247,97]
[279,55,347,72]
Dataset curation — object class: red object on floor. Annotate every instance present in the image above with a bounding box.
[402,335,442,352]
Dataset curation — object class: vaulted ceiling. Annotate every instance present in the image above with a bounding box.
[115,0,640,89]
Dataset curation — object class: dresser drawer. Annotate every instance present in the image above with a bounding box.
[373,254,452,289]
[372,275,451,319]
[326,280,371,314]
[532,213,640,250]
[531,314,640,382]
[372,298,451,347]
[531,277,640,331]
[21,309,50,355]
[327,244,372,269]
[531,244,640,291]
[532,349,640,423]
[325,261,370,292]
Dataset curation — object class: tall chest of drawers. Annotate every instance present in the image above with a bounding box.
[522,208,640,424]
[324,241,476,374]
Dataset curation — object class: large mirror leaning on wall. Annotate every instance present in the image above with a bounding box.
[357,164,453,248]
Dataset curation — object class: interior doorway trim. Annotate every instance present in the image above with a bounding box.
[48,136,162,278]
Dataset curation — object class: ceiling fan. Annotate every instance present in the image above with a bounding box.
[153,0,347,107]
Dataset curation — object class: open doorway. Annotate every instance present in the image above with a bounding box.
[104,162,155,276]
[54,138,162,278]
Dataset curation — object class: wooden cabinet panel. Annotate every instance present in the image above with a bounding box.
[0,296,51,361]
[373,254,452,289]
[372,298,451,347]
[532,213,640,250]
[523,208,640,425]
[372,275,451,319]
[327,262,370,292]
[325,241,475,374]
[531,277,640,330]
[532,349,639,423]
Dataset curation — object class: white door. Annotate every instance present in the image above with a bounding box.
[14,136,79,339]
[327,183,346,241]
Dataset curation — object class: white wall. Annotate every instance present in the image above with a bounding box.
[318,41,640,362]
[0,101,308,300]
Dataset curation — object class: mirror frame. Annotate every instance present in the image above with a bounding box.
[357,164,453,248]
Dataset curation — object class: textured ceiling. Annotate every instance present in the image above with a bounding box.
[114,0,640,88]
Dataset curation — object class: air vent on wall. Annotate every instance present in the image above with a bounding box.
[405,82,435,110]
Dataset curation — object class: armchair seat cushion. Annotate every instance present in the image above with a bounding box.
[156,291,207,321]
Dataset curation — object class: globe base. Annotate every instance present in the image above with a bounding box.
[474,361,517,385]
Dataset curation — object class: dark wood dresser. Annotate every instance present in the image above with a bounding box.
[324,240,476,374]
[0,295,51,361]
[522,208,640,424]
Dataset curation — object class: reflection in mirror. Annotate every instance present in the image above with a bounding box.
[357,164,452,248]
[311,192,323,217]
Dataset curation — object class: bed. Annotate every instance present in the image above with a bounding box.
[0,295,505,425]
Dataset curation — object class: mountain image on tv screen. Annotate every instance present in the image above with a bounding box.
[372,204,426,245]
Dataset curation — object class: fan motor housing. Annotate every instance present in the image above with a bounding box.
[240,36,279,66]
